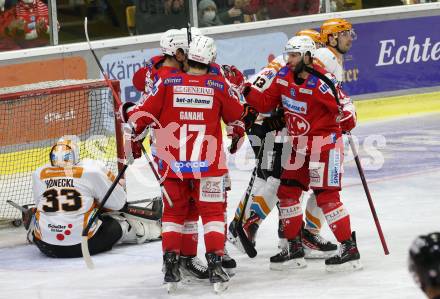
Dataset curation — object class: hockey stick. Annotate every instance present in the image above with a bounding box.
[140,145,173,208]
[235,138,265,258]
[84,17,173,209]
[304,65,389,255]
[81,164,129,269]
[127,196,162,205]
[6,200,30,213]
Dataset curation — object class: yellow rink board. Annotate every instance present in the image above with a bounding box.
[1,91,440,176]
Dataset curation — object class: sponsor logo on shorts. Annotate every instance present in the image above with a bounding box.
[171,160,209,173]
[328,149,341,187]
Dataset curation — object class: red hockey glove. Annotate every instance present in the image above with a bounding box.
[119,101,136,123]
[123,124,143,164]
[339,110,357,132]
[222,65,245,91]
[227,120,246,154]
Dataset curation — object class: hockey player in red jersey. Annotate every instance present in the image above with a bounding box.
[131,28,239,280]
[122,35,254,292]
[243,35,361,272]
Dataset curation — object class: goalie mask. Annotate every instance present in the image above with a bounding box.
[49,136,80,167]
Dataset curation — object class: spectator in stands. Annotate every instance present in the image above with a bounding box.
[0,0,50,50]
[135,0,188,35]
[198,0,223,27]
[242,0,320,20]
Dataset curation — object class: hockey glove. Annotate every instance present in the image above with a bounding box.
[222,64,245,91]
[241,104,259,130]
[262,109,285,132]
[227,120,246,154]
[339,110,356,132]
[119,101,136,123]
[123,123,143,164]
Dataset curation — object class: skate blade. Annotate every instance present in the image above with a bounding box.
[180,272,210,285]
[164,282,179,294]
[326,259,363,272]
[270,258,307,271]
[304,247,338,259]
[213,281,229,293]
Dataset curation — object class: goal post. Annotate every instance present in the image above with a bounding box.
[0,79,125,225]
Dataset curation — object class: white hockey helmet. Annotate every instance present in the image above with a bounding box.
[180,27,203,39]
[283,35,316,62]
[160,29,189,56]
[187,35,216,65]
[50,135,80,167]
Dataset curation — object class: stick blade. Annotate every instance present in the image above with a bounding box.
[81,236,95,269]
[236,223,257,258]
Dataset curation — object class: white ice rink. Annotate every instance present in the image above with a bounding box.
[1,113,439,299]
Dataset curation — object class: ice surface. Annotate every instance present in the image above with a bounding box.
[1,113,439,299]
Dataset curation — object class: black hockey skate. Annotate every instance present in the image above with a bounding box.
[270,235,307,271]
[179,255,209,281]
[206,252,230,293]
[325,231,362,272]
[163,252,181,293]
[302,228,338,259]
[222,248,236,276]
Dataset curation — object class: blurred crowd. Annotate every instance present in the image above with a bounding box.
[0,0,438,51]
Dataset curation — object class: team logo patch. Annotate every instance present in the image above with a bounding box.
[284,110,310,136]
[173,94,213,109]
[309,162,325,188]
[163,76,182,85]
[290,88,296,97]
[200,176,224,202]
[281,95,307,114]
[205,79,224,90]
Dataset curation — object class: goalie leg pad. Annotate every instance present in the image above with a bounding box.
[249,176,280,222]
[304,193,323,234]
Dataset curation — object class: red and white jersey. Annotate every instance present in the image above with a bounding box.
[250,54,286,93]
[32,159,126,246]
[127,71,244,179]
[132,55,167,94]
[246,65,348,152]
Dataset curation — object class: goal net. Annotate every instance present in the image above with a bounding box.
[0,79,124,226]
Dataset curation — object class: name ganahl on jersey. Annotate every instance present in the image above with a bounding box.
[281,95,310,136]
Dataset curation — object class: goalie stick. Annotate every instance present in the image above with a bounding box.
[234,139,265,258]
[304,65,389,255]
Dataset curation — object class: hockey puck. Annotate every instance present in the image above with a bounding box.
[12,219,22,227]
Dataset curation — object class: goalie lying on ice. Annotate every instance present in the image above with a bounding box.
[24,135,162,258]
